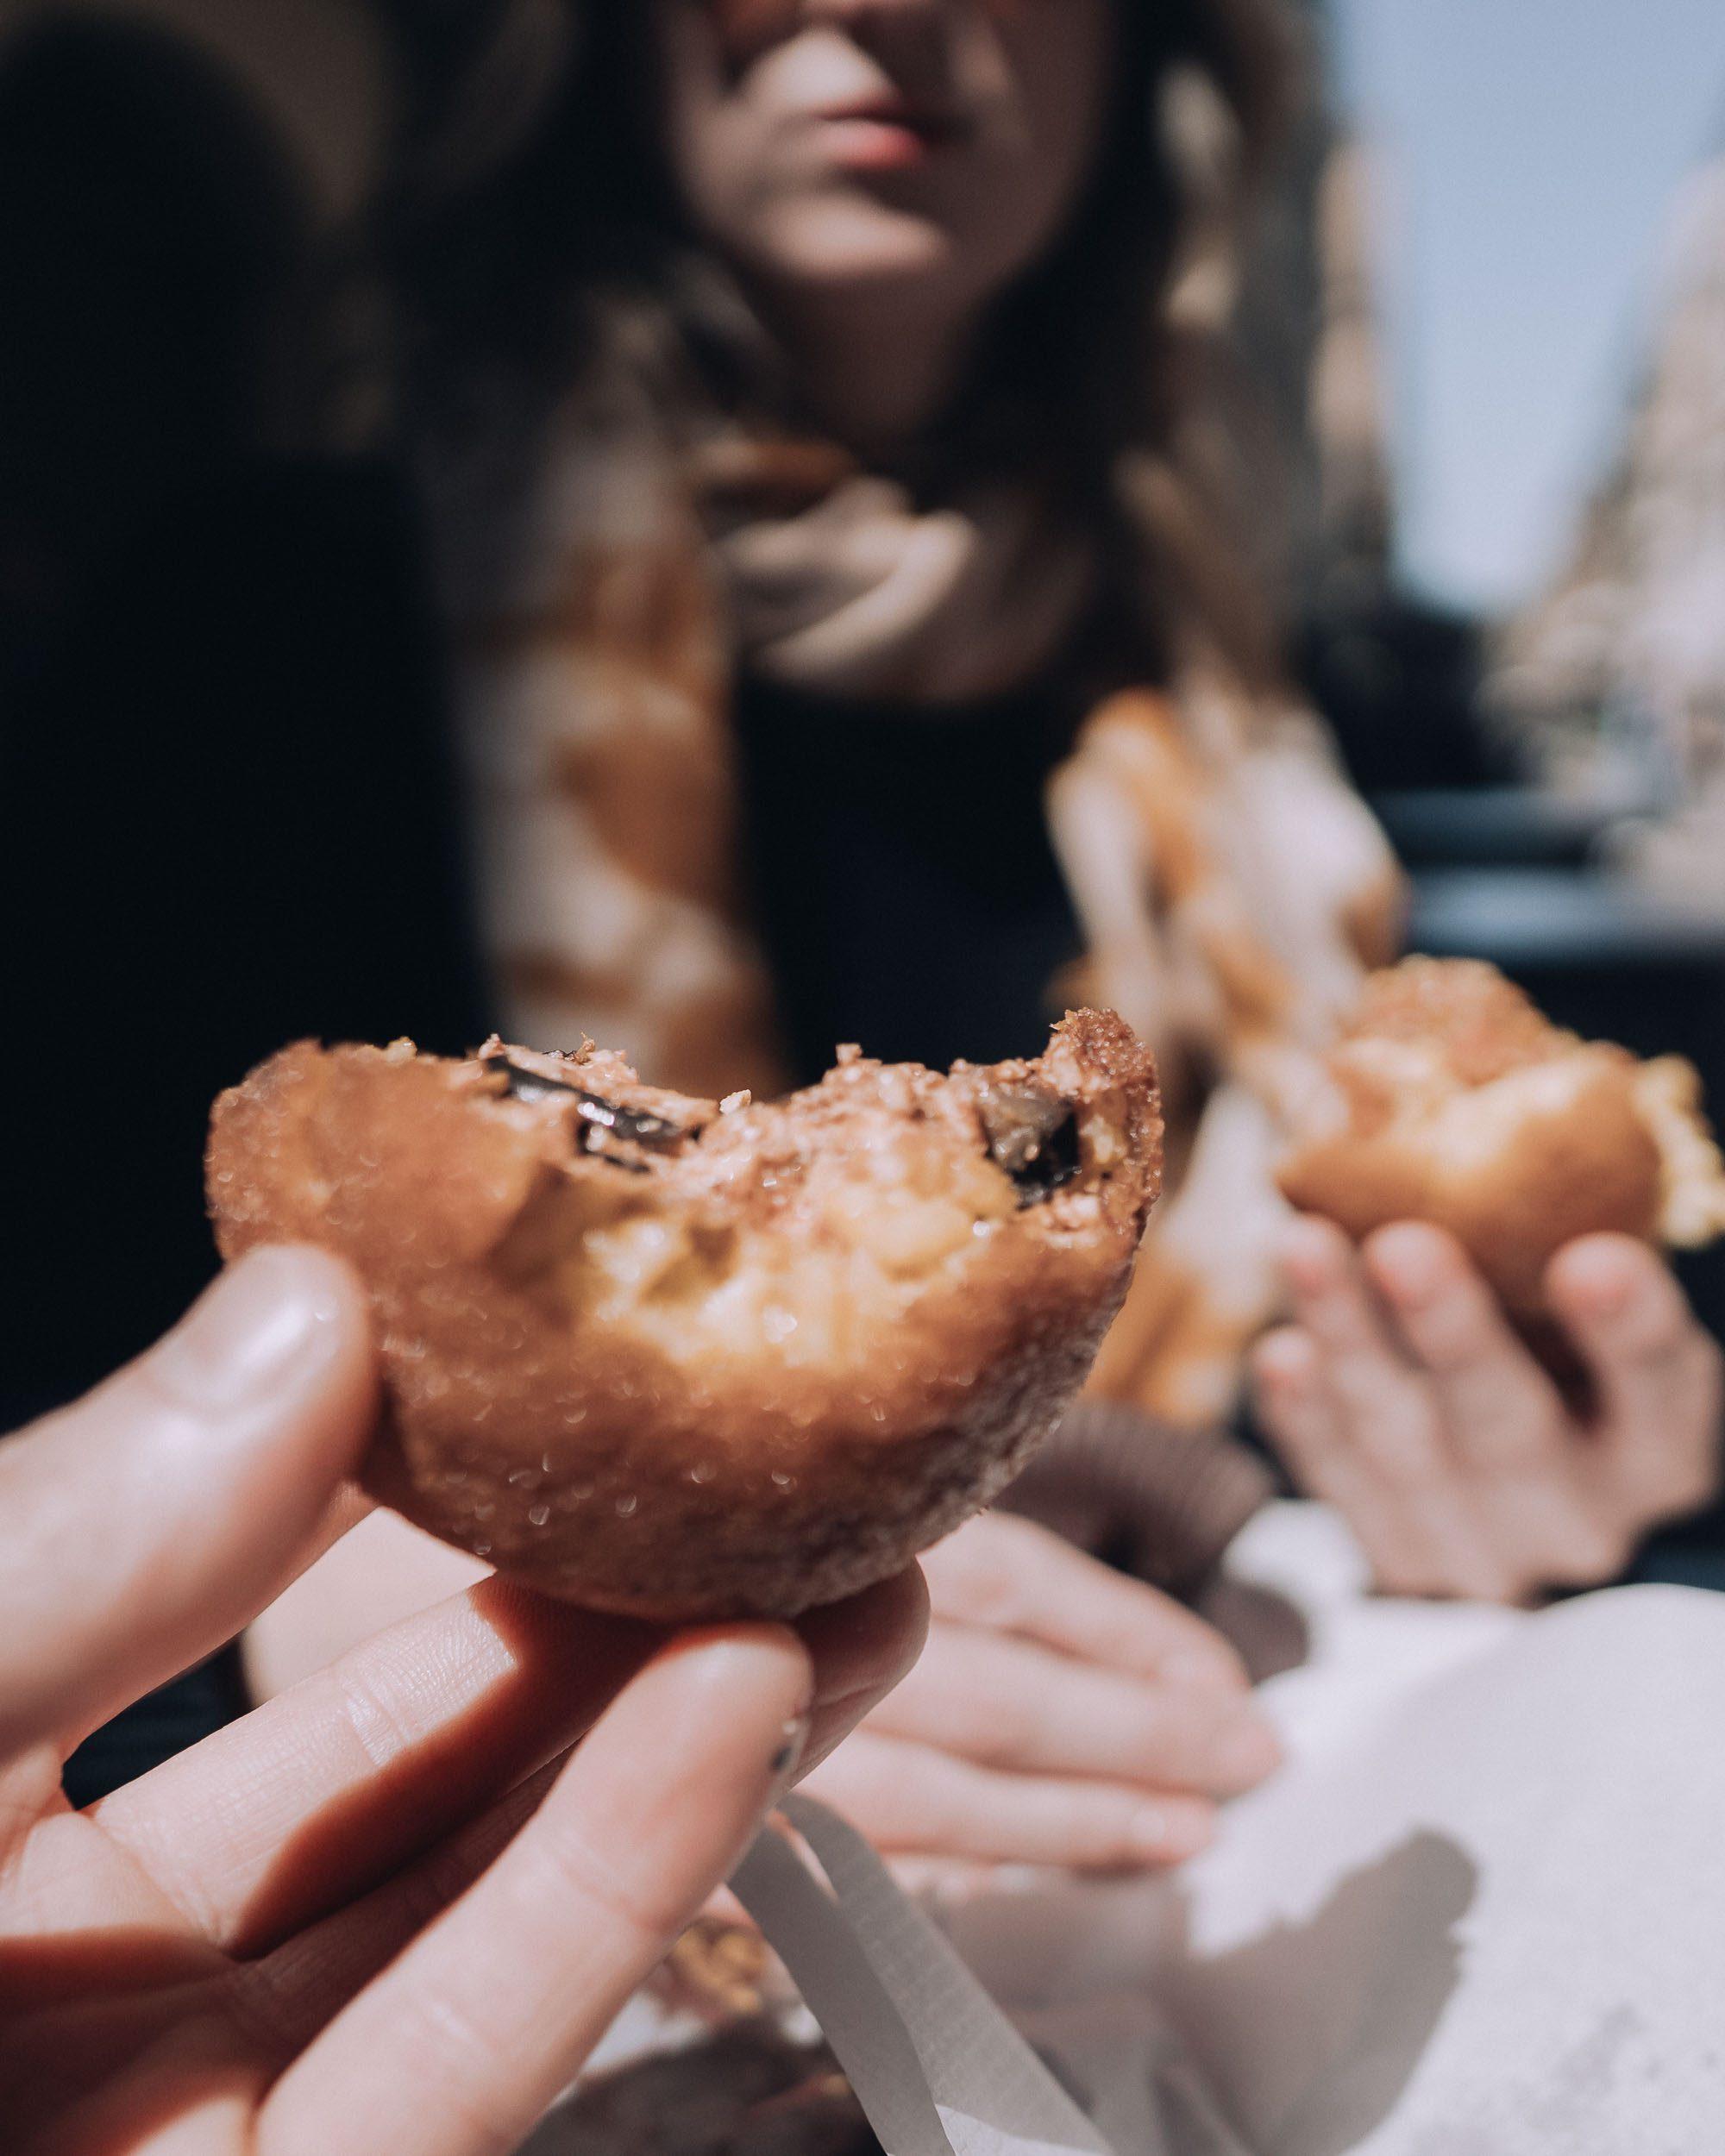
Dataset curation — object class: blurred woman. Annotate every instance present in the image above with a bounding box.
[399,0,1396,1431]
[254,0,1345,1871]
[372,0,1719,1613]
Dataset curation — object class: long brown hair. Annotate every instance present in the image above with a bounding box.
[381,0,1299,695]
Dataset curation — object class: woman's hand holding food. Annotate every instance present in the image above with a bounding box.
[1254,1217,1724,1604]
[803,1510,1282,1873]
[0,1249,925,2156]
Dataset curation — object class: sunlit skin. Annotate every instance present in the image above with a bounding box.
[0,1251,926,2153]
[1255,1220,1724,1603]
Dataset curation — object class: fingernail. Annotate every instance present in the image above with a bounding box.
[766,1712,811,1805]
[1254,1336,1307,1389]
[1281,1220,1340,1291]
[1215,1713,1283,1783]
[1130,1802,1213,1863]
[1558,1245,1634,1317]
[1162,1649,1241,1690]
[154,1250,342,1412]
[1375,1232,1441,1305]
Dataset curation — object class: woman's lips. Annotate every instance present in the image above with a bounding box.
[810,101,966,174]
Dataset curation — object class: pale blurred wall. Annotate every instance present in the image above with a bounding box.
[1331,0,1725,618]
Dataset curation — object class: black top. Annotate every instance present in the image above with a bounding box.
[734,672,1086,1084]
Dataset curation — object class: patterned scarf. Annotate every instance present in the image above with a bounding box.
[431,335,1402,1425]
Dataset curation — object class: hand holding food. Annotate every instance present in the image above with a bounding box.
[208,1012,1163,1620]
[1255,1217,1722,1602]
[0,1251,925,2156]
[1261,959,1725,1601]
[218,1010,1273,1888]
[1276,956,1725,1316]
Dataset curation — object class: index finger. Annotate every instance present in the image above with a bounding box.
[229,1576,927,2053]
[259,1625,813,2156]
[919,1513,1247,1691]
[1548,1235,1723,1514]
[98,1563,927,1960]
[1363,1224,1565,1471]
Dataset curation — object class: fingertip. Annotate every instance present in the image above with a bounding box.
[798,1564,930,1708]
[0,1250,379,1756]
[248,1244,379,1426]
[1278,1214,1354,1295]
[1128,1796,1216,1866]
[1252,1325,1318,1390]
[793,1567,929,1778]
[1214,1708,1283,1788]
[150,1246,376,1438]
[236,1239,371,1311]
[1362,1221,1464,1307]
[216,1244,374,1345]
[1546,1238,1678,1353]
[1546,1232,1653,1310]
[1159,1639,1250,1694]
[893,1561,933,1669]
[119,1249,381,1620]
[652,1621,816,1733]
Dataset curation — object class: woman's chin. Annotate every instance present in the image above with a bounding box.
[745,199,962,300]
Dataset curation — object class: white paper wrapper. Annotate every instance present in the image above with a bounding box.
[731,1795,1123,2156]
[530,1505,1725,2154]
[944,1536,1725,2151]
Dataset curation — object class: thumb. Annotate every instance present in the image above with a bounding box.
[0,1247,377,1761]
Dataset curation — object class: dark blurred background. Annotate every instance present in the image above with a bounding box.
[1,3,489,1426]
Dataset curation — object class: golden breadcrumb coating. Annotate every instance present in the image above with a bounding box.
[208,1012,1162,1617]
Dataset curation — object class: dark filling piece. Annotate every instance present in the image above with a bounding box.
[492,1056,689,1153]
[977,1082,1082,1206]
[490,1050,1082,1203]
